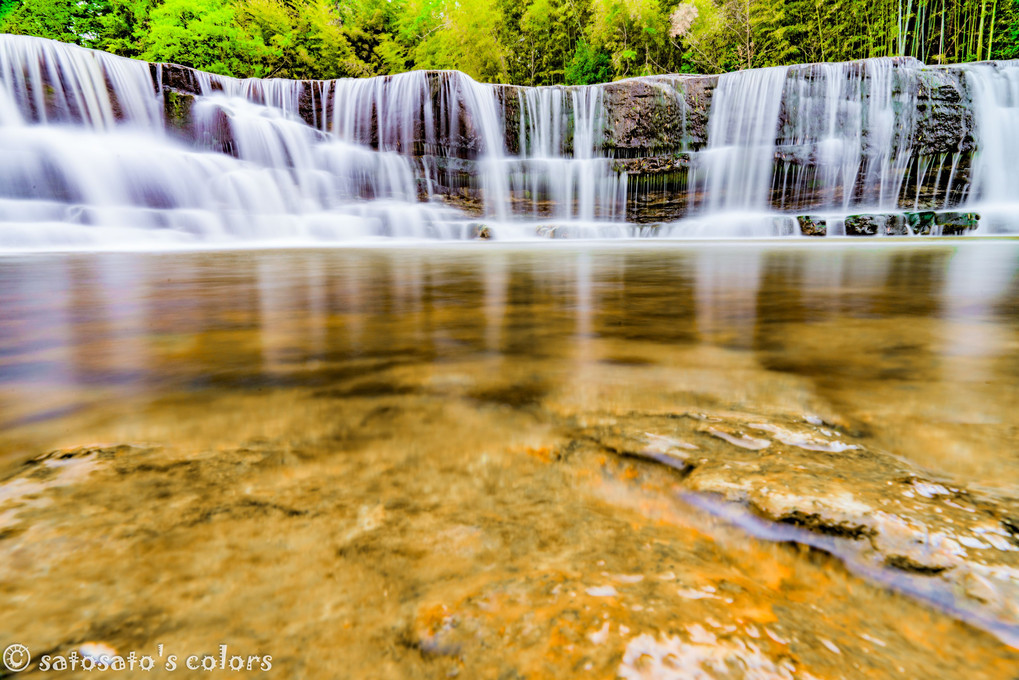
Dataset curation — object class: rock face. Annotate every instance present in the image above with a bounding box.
[601,75,715,156]
[576,408,1019,645]
[153,59,984,225]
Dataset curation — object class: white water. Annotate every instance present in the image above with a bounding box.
[0,34,1018,249]
[692,65,790,214]
[962,61,1019,234]
[775,59,916,212]
[509,85,628,229]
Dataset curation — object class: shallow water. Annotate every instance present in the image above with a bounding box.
[1,241,1019,678]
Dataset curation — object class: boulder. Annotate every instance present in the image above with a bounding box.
[797,215,827,237]
[844,213,908,236]
[936,211,980,234]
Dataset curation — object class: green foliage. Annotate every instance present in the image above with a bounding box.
[3,0,1019,82]
[140,0,265,75]
[2,0,113,47]
[565,40,613,83]
[511,0,592,84]
[400,0,508,82]
[587,0,668,76]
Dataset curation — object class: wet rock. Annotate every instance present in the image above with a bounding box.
[906,210,937,235]
[844,213,908,236]
[913,68,974,156]
[885,554,949,575]
[773,508,874,540]
[936,211,980,234]
[905,210,980,235]
[845,214,880,236]
[613,153,691,175]
[797,215,826,237]
[588,430,695,474]
[883,214,909,235]
[622,159,691,222]
[602,75,716,156]
[469,223,491,240]
[579,408,1019,642]
[163,90,195,137]
[905,153,975,209]
[157,62,203,96]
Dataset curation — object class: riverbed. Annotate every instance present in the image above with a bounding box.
[1,241,1018,678]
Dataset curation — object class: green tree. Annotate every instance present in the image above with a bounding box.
[334,0,408,75]
[6,0,1019,82]
[751,0,802,65]
[0,0,21,21]
[140,0,267,75]
[400,0,509,82]
[565,39,612,82]
[671,0,739,71]
[2,0,113,47]
[512,0,592,84]
[587,0,672,76]
[234,0,372,78]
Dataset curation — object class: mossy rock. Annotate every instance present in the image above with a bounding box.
[797,215,827,237]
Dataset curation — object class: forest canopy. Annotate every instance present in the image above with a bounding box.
[2,0,1018,84]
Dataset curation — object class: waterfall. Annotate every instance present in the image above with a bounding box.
[1,34,1018,249]
[509,85,627,230]
[677,65,797,237]
[0,33,161,129]
[775,59,917,212]
[0,37,479,247]
[961,61,1019,233]
[694,65,789,214]
[676,59,924,236]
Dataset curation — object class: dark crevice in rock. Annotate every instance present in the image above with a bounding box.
[884,555,950,575]
[583,435,696,478]
[774,510,875,540]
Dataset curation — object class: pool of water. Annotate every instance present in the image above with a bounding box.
[1,241,1018,678]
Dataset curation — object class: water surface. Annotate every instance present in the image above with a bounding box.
[2,241,1018,678]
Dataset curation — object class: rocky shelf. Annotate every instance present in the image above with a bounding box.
[155,59,981,224]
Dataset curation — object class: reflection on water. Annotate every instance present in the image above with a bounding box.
[1,242,1019,678]
[3,243,1017,490]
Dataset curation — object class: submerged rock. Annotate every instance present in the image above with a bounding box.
[578,409,1019,644]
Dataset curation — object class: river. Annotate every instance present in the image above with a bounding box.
[2,241,1018,677]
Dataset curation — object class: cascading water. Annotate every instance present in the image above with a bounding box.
[1,33,1019,249]
[508,85,628,233]
[775,59,917,212]
[961,61,1019,233]
[0,33,161,129]
[679,65,794,237]
[672,58,933,237]
[696,66,790,213]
